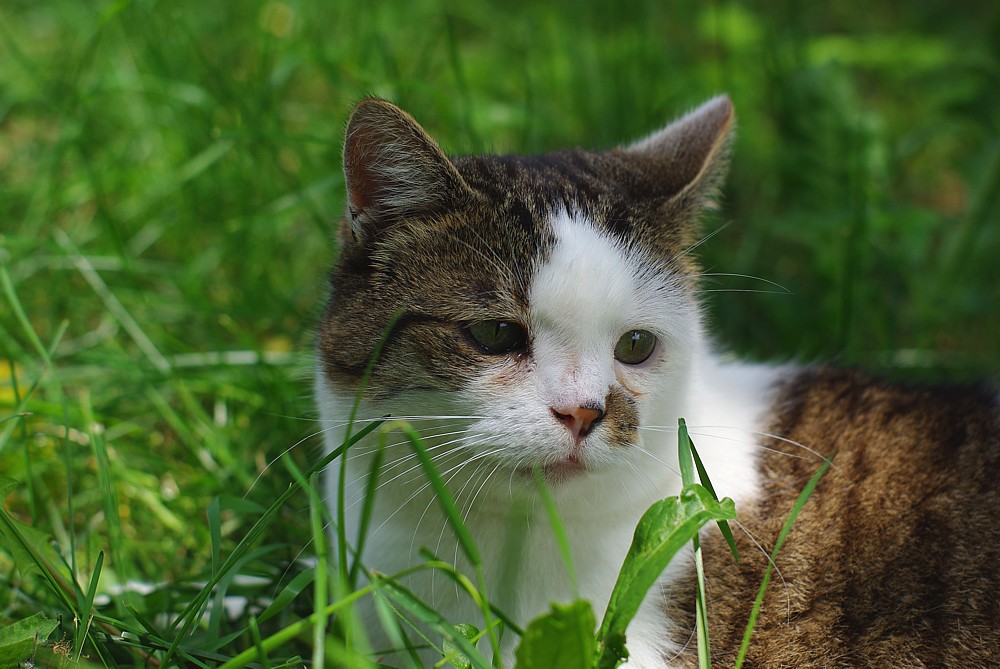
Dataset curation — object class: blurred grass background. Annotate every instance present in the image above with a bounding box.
[1,0,998,665]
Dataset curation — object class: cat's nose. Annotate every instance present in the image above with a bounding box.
[551,405,605,441]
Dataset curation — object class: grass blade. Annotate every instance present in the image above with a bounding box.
[309,471,329,669]
[371,572,493,669]
[676,418,712,669]
[533,467,579,597]
[395,421,501,660]
[339,309,404,591]
[734,455,834,668]
[686,421,739,562]
[350,428,387,586]
[162,419,384,664]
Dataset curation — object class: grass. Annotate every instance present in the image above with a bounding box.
[1,0,998,667]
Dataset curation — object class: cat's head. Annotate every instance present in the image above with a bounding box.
[317,97,733,484]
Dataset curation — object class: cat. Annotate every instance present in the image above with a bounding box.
[314,96,1000,668]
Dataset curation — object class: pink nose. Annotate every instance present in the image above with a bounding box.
[551,405,605,441]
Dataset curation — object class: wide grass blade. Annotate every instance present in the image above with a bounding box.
[257,568,316,624]
[685,422,739,563]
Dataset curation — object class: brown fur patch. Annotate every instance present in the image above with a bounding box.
[669,368,1000,668]
[604,385,640,447]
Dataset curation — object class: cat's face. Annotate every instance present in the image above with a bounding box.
[317,97,733,484]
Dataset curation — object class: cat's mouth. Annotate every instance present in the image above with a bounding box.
[515,454,588,483]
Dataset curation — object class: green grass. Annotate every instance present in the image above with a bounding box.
[1,1,998,667]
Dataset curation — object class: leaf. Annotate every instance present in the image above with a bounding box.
[441,624,479,669]
[595,485,736,669]
[0,476,62,581]
[0,612,59,668]
[514,600,596,669]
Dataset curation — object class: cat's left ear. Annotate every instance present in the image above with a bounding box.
[625,95,734,210]
[341,98,473,247]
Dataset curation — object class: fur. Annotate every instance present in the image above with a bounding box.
[315,97,1000,668]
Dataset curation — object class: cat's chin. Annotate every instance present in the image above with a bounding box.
[515,454,589,484]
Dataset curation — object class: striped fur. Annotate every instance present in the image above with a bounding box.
[672,369,1000,668]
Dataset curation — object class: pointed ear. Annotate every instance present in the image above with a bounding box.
[342,99,471,244]
[625,95,734,207]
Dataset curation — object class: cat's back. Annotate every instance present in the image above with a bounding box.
[686,367,1000,668]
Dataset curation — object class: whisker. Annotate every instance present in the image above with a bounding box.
[673,222,730,260]
[732,518,791,622]
[631,444,683,478]
[698,288,791,295]
[692,272,790,293]
[245,428,325,497]
[638,424,834,470]
[622,457,662,498]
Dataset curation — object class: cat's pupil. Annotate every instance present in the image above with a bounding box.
[614,330,657,365]
[468,320,527,355]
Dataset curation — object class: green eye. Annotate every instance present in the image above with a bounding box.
[614,330,657,365]
[468,320,528,354]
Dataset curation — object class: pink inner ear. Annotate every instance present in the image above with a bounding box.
[344,124,380,213]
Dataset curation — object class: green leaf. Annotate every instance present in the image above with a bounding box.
[0,612,59,668]
[515,600,596,669]
[0,477,64,584]
[595,485,735,669]
[441,624,479,669]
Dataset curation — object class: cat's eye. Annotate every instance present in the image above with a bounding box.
[468,320,528,355]
[614,330,657,365]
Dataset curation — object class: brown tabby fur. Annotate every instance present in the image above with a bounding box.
[674,368,1000,668]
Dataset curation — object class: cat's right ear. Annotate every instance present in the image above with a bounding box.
[624,95,734,210]
[341,99,471,245]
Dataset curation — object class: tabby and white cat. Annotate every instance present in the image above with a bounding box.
[315,97,1000,667]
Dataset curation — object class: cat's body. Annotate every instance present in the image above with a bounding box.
[686,368,1000,668]
[315,97,1000,667]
